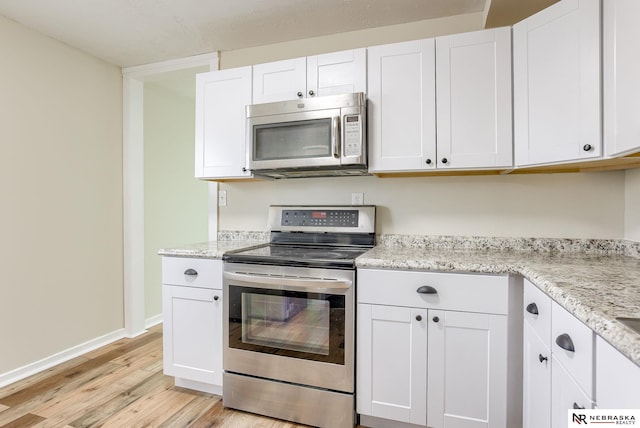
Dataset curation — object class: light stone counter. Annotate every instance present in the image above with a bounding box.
[159,233,640,367]
[357,239,640,368]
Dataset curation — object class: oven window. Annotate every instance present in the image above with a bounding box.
[228,285,345,365]
[253,119,332,161]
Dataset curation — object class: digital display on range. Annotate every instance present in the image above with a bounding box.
[281,209,359,227]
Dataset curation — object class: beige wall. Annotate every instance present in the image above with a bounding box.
[0,15,123,374]
[216,14,628,241]
[219,172,626,239]
[220,13,484,69]
[144,83,208,318]
[625,169,640,242]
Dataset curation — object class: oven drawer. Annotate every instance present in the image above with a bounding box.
[162,257,222,289]
[357,269,510,315]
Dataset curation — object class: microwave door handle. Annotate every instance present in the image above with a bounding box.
[332,116,341,159]
[224,271,351,294]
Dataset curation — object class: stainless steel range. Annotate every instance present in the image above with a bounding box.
[222,205,375,428]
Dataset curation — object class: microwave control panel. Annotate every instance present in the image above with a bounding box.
[343,115,362,157]
[281,209,359,228]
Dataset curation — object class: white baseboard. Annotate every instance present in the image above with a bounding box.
[1,315,165,388]
[145,313,163,329]
[0,328,127,388]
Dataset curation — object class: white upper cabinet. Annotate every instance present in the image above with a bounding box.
[604,0,640,157]
[367,39,437,172]
[252,49,366,104]
[307,49,367,98]
[195,67,252,179]
[368,28,512,174]
[436,27,513,169]
[513,0,601,167]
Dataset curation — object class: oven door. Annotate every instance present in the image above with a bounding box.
[223,264,354,393]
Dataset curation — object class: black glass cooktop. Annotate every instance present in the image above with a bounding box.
[223,243,371,269]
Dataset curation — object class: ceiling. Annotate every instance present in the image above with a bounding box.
[0,0,556,68]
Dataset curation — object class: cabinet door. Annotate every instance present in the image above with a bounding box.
[195,67,252,179]
[356,304,427,425]
[367,39,436,172]
[436,27,512,169]
[162,284,223,386]
[252,57,307,104]
[513,0,601,166]
[604,0,640,157]
[307,48,366,98]
[595,336,640,409]
[523,322,551,428]
[551,356,593,428]
[428,310,508,428]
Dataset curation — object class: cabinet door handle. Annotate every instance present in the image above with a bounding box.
[416,285,437,294]
[308,90,315,97]
[538,354,548,363]
[214,295,220,301]
[184,268,198,276]
[297,91,303,98]
[425,158,432,165]
[583,144,592,152]
[555,333,575,352]
[415,315,422,321]
[573,402,585,410]
[526,302,539,315]
[441,157,448,164]
[432,316,440,323]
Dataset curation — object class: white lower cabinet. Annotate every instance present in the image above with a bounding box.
[551,356,592,427]
[162,257,223,395]
[595,336,640,409]
[427,310,508,428]
[357,304,428,426]
[522,280,595,428]
[357,269,522,428]
[522,322,551,428]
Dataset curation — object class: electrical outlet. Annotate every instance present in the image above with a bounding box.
[218,190,227,207]
[351,192,364,206]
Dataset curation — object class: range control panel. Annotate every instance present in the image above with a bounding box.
[281,209,359,227]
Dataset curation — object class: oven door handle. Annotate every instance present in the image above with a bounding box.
[224,272,352,294]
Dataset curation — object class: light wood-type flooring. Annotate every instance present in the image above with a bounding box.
[0,324,344,428]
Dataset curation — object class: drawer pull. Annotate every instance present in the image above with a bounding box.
[538,354,548,363]
[184,268,198,277]
[555,333,575,352]
[526,302,539,315]
[573,402,585,410]
[416,285,437,295]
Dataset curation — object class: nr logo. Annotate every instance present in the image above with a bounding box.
[573,413,588,424]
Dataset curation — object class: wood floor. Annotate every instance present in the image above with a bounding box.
[0,325,313,428]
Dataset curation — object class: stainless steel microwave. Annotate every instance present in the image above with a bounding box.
[246,92,367,179]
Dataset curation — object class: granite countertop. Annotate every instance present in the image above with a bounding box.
[159,233,640,368]
[158,239,268,259]
[357,244,640,368]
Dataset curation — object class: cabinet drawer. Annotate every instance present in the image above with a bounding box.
[551,356,593,428]
[357,269,509,314]
[551,302,594,398]
[162,257,222,289]
[523,279,552,346]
